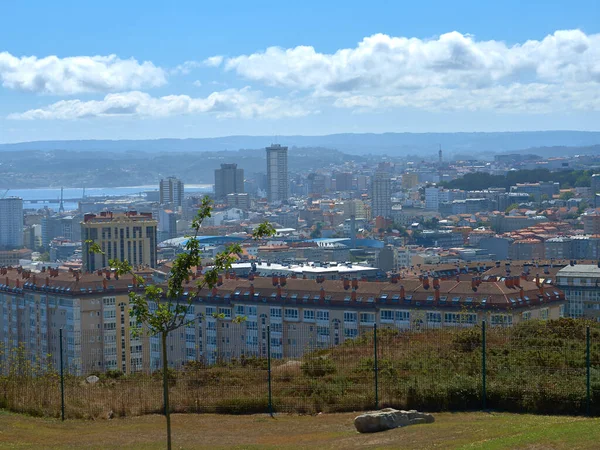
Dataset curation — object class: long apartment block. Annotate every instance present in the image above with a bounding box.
[0,266,565,374]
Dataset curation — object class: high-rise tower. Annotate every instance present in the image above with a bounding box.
[266,144,289,202]
[159,177,184,207]
[214,164,244,200]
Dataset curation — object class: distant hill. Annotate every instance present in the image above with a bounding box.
[2,131,600,156]
[497,144,600,158]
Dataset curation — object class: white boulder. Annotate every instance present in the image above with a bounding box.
[354,408,434,433]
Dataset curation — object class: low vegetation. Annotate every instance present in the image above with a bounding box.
[0,319,599,419]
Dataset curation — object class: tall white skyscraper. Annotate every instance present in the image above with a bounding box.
[371,172,392,219]
[0,197,24,249]
[266,144,288,202]
[159,177,184,207]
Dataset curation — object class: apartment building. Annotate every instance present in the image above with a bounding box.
[556,264,600,319]
[81,211,158,272]
[0,267,565,374]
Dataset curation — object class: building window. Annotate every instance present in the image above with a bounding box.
[360,312,375,325]
[270,307,282,319]
[380,310,394,322]
[344,328,358,338]
[284,308,299,321]
[395,310,410,322]
[216,307,230,319]
[344,312,357,323]
[316,310,329,322]
[303,309,315,322]
[426,312,442,323]
[522,311,531,321]
[491,314,513,326]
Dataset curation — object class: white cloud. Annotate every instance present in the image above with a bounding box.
[171,60,202,75]
[7,88,312,120]
[0,52,166,95]
[193,80,202,87]
[215,29,600,112]
[203,55,224,67]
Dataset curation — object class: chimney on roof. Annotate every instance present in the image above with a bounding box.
[249,283,255,298]
[539,283,545,297]
[343,278,350,290]
[543,266,550,275]
[225,271,230,280]
[471,278,477,291]
[15,279,20,289]
[435,285,440,302]
[291,273,297,279]
[212,286,218,296]
[400,285,406,300]
[520,286,525,301]
[217,275,223,286]
[423,275,430,290]
[320,286,325,300]
[272,274,278,286]
[505,276,513,289]
[535,273,540,287]
[45,276,50,286]
[351,288,357,301]
[75,272,79,282]
[277,284,282,298]
[248,272,255,281]
[456,274,460,282]
[279,275,286,287]
[102,278,107,290]
[352,278,358,290]
[433,276,440,289]
[514,276,521,288]
[570,260,574,266]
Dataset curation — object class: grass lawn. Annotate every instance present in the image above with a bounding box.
[0,410,599,449]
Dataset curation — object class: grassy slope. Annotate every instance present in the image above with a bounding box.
[0,411,599,450]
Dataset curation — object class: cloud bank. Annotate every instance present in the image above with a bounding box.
[214,29,600,111]
[7,88,311,120]
[0,52,166,94]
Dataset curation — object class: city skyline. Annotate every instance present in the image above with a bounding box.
[1,0,600,143]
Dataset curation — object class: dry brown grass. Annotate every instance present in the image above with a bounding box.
[1,410,600,449]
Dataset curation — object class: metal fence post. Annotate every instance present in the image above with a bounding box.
[587,325,591,416]
[267,325,273,417]
[374,324,379,410]
[59,328,65,421]
[482,320,486,411]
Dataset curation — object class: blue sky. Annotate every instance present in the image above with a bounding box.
[1,0,599,143]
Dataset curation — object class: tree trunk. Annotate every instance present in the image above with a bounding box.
[162,331,172,450]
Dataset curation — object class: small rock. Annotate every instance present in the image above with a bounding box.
[86,375,100,384]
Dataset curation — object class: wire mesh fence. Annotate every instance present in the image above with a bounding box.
[0,318,598,419]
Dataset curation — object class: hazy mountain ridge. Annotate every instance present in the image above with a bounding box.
[3,131,600,155]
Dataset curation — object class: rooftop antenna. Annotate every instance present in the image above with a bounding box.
[59,187,65,213]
